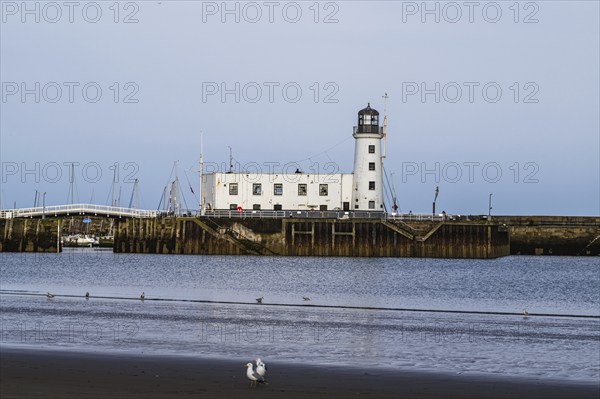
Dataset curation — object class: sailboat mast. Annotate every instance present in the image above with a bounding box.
[199,132,204,215]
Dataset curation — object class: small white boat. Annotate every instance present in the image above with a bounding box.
[76,235,98,247]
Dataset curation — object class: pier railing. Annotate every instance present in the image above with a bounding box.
[199,209,445,221]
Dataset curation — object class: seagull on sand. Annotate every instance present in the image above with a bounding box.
[85,292,90,299]
[140,292,145,301]
[256,297,263,304]
[302,296,311,301]
[255,358,267,378]
[46,292,55,299]
[245,362,266,387]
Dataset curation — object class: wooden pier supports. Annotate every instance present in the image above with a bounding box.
[111,217,510,259]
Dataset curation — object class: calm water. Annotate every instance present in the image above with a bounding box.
[1,249,599,383]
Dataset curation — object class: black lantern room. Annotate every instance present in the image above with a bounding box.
[357,103,380,134]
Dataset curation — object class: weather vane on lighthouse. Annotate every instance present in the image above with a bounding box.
[382,92,389,114]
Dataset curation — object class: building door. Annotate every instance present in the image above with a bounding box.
[274,204,282,211]
[343,202,350,211]
[320,205,328,211]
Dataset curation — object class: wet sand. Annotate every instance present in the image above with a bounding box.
[1,347,598,398]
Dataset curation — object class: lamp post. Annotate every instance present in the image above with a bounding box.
[42,192,47,219]
[488,193,493,219]
[432,186,439,217]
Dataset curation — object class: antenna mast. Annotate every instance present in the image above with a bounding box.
[228,146,233,173]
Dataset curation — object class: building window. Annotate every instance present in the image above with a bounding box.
[253,183,262,195]
[320,205,328,211]
[369,162,375,171]
[369,181,375,190]
[368,145,375,154]
[368,201,375,209]
[274,204,282,211]
[274,183,283,196]
[253,204,261,210]
[229,203,237,210]
[319,184,328,196]
[298,184,307,196]
[229,183,238,195]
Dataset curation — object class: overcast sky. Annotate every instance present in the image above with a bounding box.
[1,1,598,215]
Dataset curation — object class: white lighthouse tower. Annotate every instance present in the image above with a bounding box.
[352,103,385,211]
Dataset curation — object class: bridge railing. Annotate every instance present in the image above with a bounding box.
[1,205,458,222]
[0,204,159,219]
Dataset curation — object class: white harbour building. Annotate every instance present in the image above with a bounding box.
[201,104,388,212]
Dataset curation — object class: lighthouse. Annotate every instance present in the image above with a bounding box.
[352,103,385,211]
[201,102,388,213]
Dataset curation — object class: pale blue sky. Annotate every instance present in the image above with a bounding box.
[1,1,598,215]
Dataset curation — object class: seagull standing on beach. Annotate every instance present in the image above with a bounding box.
[46,292,54,299]
[245,362,265,387]
[140,292,145,301]
[256,297,263,304]
[255,358,267,378]
[85,292,90,299]
[522,309,529,318]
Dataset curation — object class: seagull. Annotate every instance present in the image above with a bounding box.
[256,297,263,304]
[85,292,90,299]
[140,292,145,301]
[302,296,311,301]
[245,362,265,387]
[46,292,54,299]
[255,358,267,378]
[522,309,529,318]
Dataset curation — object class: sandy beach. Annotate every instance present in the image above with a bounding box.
[1,347,598,399]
